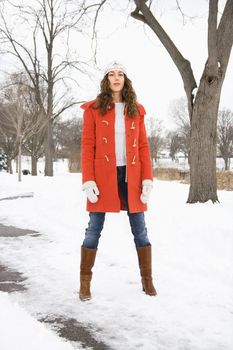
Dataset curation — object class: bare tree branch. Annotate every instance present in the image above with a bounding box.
[175,0,195,25]
[217,0,233,74]
[207,0,218,77]
[53,100,84,119]
[131,0,197,117]
[91,0,108,60]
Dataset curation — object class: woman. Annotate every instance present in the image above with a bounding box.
[80,62,157,301]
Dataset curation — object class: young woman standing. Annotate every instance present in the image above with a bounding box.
[80,62,157,301]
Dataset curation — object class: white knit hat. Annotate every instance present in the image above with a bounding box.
[104,61,127,76]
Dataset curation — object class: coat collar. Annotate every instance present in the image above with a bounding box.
[136,103,146,116]
[80,99,96,110]
[80,99,146,116]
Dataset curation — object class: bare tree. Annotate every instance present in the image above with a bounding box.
[23,130,45,175]
[168,131,182,161]
[0,113,17,174]
[21,79,47,176]
[217,109,233,170]
[131,0,233,203]
[0,0,99,176]
[0,73,47,180]
[53,117,82,171]
[146,117,165,163]
[169,97,190,161]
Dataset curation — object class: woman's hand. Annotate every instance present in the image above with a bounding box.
[140,179,153,204]
[82,181,99,203]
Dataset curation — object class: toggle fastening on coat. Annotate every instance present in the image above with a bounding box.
[81,100,153,213]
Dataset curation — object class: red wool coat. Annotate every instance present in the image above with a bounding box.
[81,100,153,213]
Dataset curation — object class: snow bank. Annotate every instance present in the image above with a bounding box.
[0,292,76,350]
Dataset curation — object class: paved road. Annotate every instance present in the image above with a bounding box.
[0,223,37,292]
[0,222,113,350]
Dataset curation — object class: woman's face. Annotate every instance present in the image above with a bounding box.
[107,70,125,93]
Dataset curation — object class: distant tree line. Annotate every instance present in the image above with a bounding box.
[1,85,233,178]
[0,72,83,176]
[147,97,233,171]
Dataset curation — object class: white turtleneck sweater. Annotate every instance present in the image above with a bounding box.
[115,102,126,166]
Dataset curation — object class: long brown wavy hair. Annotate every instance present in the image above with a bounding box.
[92,73,139,117]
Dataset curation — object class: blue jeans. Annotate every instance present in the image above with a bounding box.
[82,166,151,249]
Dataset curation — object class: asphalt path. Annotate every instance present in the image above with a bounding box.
[0,222,113,350]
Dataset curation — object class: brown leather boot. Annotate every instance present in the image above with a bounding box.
[136,245,157,296]
[79,246,97,301]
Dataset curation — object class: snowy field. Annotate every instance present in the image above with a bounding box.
[154,157,233,171]
[0,160,233,350]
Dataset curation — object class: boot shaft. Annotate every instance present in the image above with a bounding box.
[80,246,97,276]
[79,246,97,301]
[136,245,152,276]
[136,245,157,296]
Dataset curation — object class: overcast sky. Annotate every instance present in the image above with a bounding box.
[90,0,233,129]
[0,0,232,130]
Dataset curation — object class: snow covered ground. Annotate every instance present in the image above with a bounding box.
[0,160,233,350]
[0,292,76,350]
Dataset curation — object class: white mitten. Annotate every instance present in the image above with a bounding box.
[82,181,99,203]
[140,179,153,204]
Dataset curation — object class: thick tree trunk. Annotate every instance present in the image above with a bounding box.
[31,155,38,176]
[18,141,22,182]
[15,156,18,173]
[44,118,54,176]
[223,157,229,170]
[187,71,222,203]
[7,157,13,174]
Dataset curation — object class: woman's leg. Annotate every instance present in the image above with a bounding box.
[82,212,106,249]
[117,166,129,211]
[127,211,151,248]
[116,166,150,247]
[79,212,105,301]
[127,212,156,296]
[117,166,156,296]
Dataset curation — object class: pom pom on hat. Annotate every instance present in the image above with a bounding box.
[104,61,127,76]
